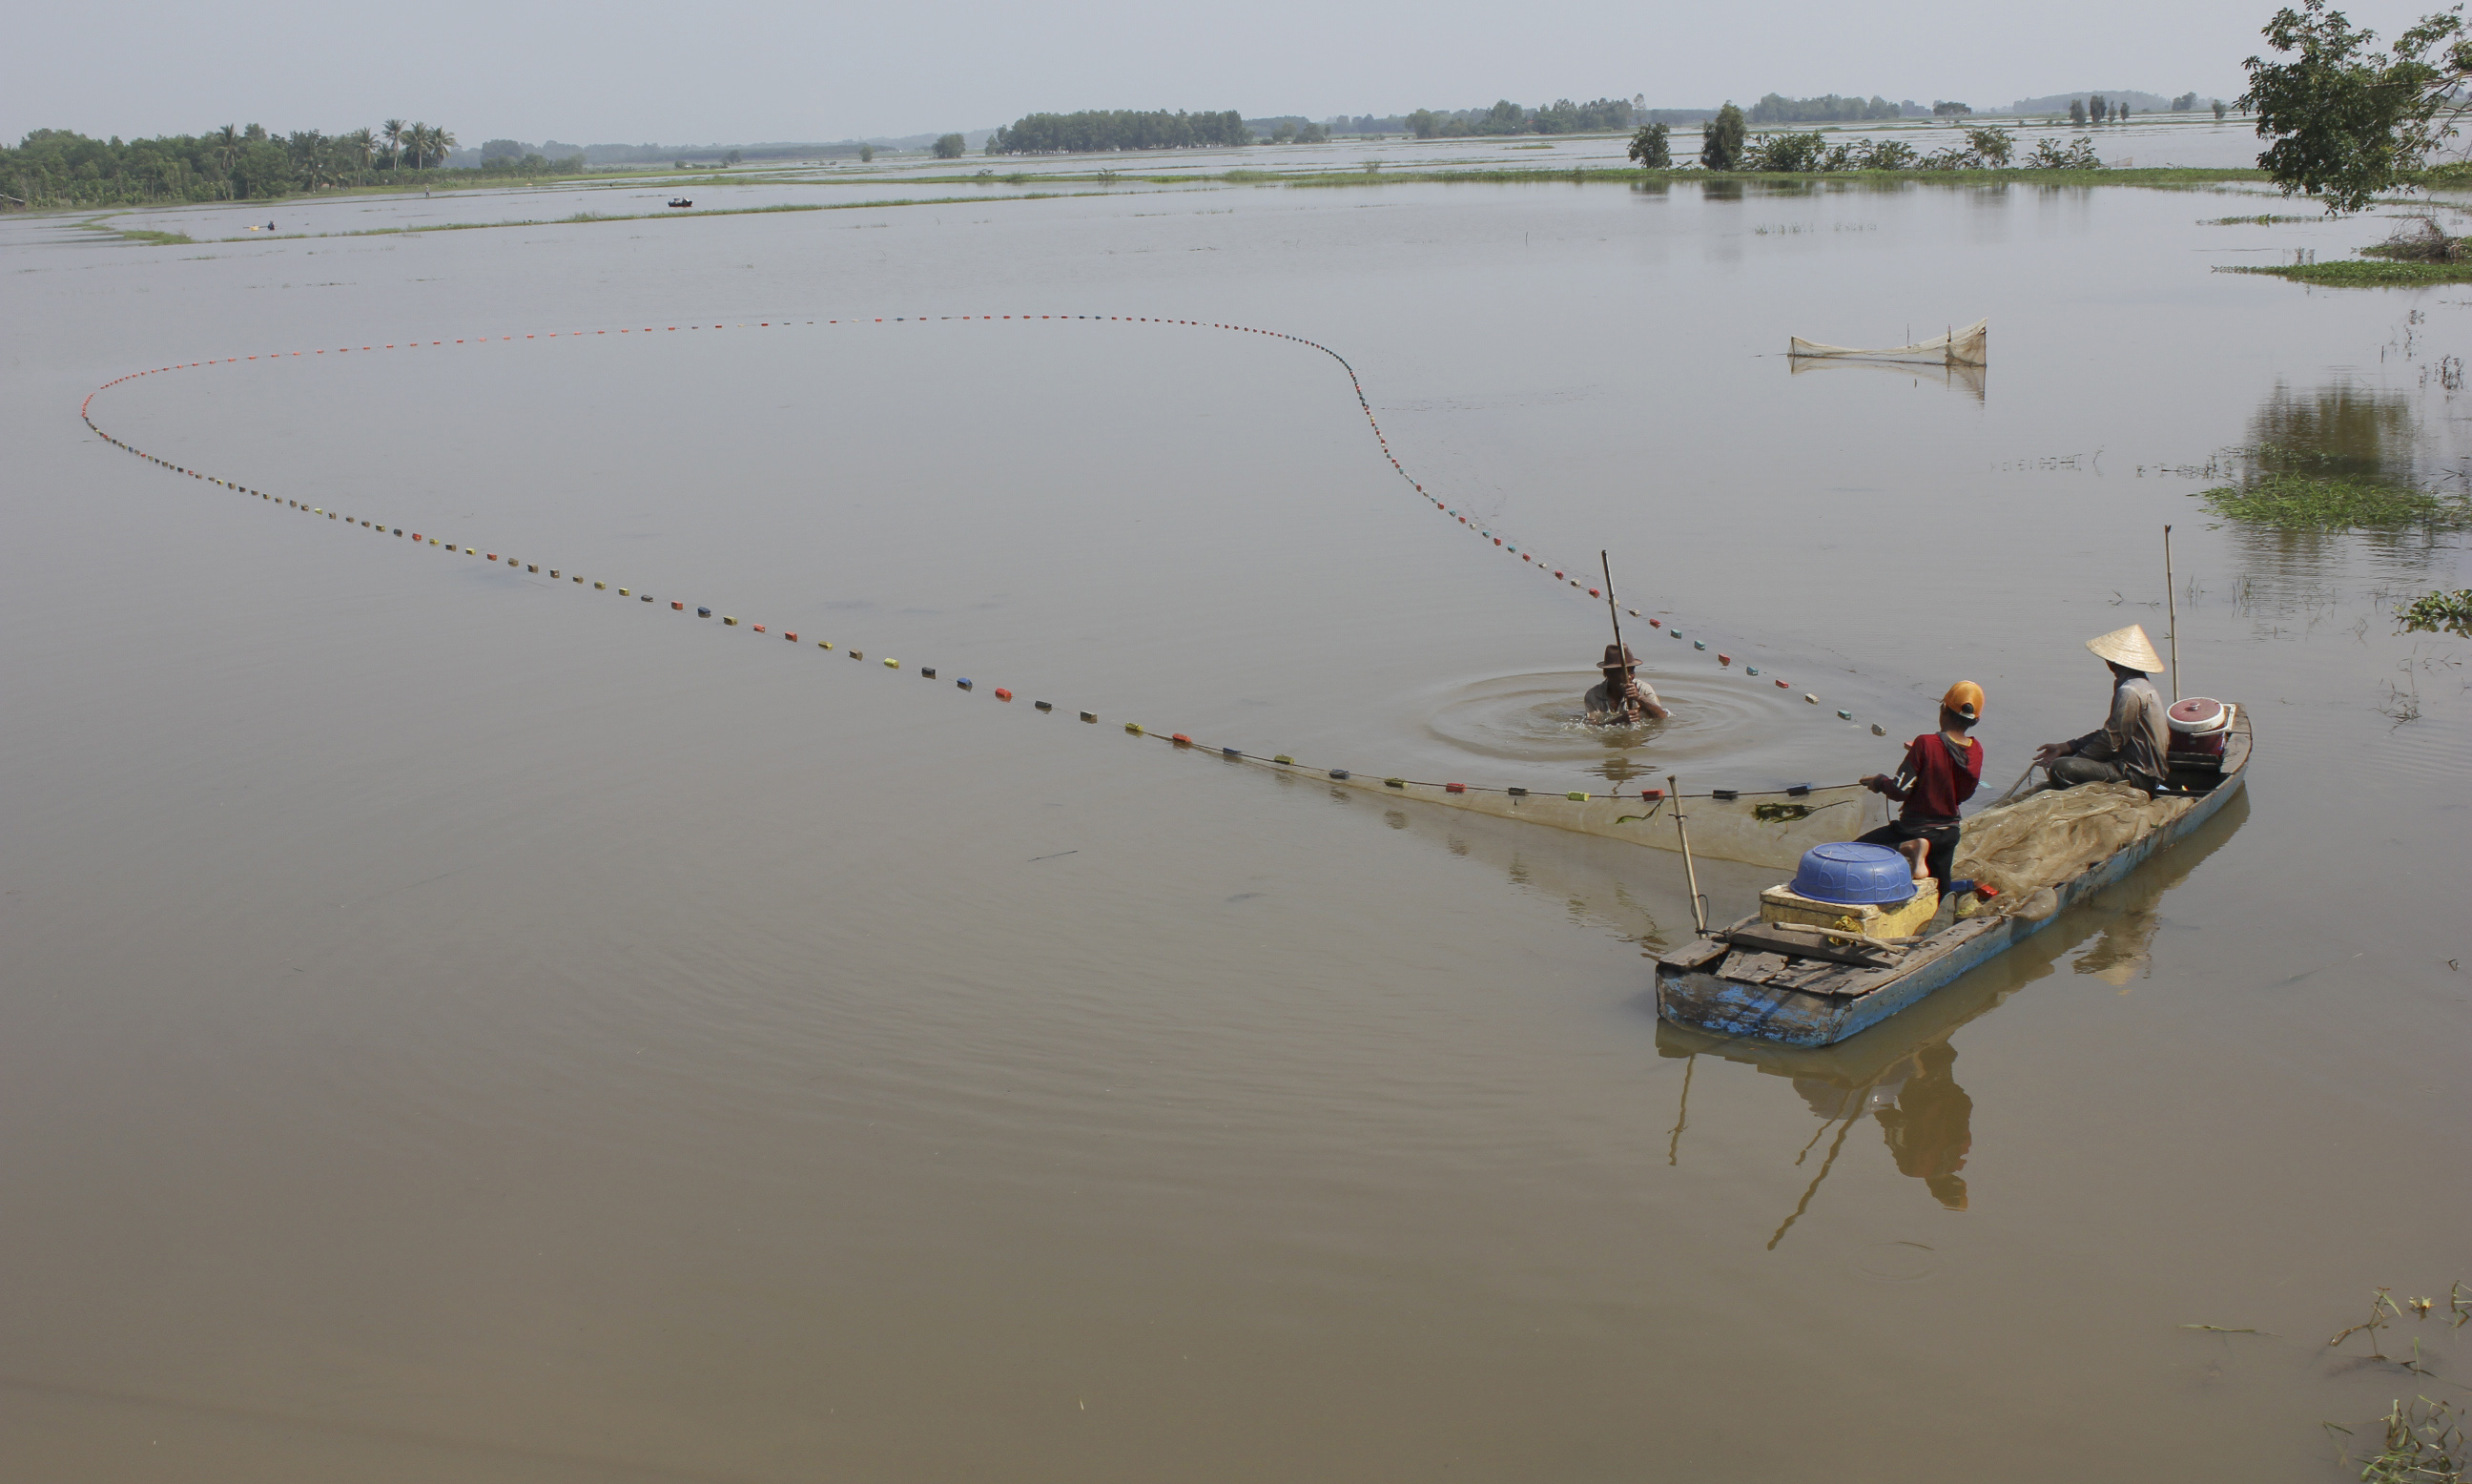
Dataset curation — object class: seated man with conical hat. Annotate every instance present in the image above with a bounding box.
[1584,643,1669,725]
[2032,624,2172,790]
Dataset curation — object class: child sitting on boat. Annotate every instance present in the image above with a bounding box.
[1857,681,1986,886]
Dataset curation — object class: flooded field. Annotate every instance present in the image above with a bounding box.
[2,170,2465,1482]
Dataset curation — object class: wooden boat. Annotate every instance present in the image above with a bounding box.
[1655,708,2250,1047]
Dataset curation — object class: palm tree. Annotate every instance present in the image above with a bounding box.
[426,126,458,170]
[381,119,406,173]
[286,130,327,190]
[344,128,377,185]
[212,124,241,199]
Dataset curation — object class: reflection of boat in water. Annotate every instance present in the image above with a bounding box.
[1664,1024,1979,1249]
[1657,784,2250,1244]
[1657,710,2251,1046]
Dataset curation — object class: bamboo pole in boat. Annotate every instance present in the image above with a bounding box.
[1670,773,1707,935]
[2163,525,2181,702]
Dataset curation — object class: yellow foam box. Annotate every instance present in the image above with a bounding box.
[1759,880,1940,940]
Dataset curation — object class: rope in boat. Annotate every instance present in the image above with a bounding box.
[77,311,1891,802]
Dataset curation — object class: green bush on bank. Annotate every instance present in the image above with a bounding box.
[2194,472,2472,529]
[2397,587,2472,630]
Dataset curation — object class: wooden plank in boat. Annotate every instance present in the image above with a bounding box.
[1720,921,1902,969]
[1718,950,1790,983]
[1659,937,1729,972]
[1772,959,1846,991]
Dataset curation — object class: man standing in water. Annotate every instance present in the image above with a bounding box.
[1585,644,1669,725]
[2033,625,2171,789]
[1858,681,1986,886]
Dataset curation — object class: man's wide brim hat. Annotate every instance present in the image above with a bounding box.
[1600,643,1638,670]
[2086,624,2165,673]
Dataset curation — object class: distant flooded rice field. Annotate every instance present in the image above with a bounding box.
[1,164,2465,1483]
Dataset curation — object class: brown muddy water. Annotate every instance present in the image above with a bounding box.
[3,176,2466,1483]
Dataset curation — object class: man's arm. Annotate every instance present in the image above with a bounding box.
[2039,692,2123,763]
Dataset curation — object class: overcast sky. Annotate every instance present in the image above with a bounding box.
[6,0,2449,146]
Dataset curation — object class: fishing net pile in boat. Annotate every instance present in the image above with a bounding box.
[1951,783,2194,913]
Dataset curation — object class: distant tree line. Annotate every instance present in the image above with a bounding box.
[1745,93,1905,123]
[1672,105,2105,173]
[1,119,527,208]
[476,136,591,176]
[2064,95,2136,124]
[1404,97,1638,137]
[985,110,1249,154]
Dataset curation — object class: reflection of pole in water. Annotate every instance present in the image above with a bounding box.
[1667,1054,1695,1166]
[1768,1114,1857,1250]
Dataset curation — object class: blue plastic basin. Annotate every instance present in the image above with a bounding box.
[1789,842,1918,906]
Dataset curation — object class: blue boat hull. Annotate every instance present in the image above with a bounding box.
[1655,715,2250,1047]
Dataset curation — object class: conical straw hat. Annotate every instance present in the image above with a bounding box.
[2086,623,2165,672]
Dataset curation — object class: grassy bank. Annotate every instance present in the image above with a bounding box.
[884,164,2273,191]
[1284,164,2269,189]
[296,191,1101,240]
[2216,258,2472,285]
[2194,473,2472,528]
[75,215,194,246]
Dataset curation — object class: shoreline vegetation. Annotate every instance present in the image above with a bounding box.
[2195,472,2472,529]
[2219,258,2472,284]
[54,165,2302,248]
[9,103,2272,211]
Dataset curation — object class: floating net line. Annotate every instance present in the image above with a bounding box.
[77,311,1893,865]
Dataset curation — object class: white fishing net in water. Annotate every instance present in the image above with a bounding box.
[1953,783,2194,914]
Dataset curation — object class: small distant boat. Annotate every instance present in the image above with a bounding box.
[667,198,693,209]
[1790,318,1987,367]
[1656,706,2249,1047]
